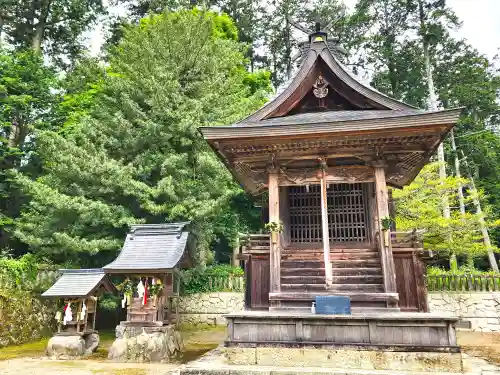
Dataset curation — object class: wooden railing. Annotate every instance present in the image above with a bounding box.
[391,229,424,249]
[426,274,500,292]
[239,233,270,255]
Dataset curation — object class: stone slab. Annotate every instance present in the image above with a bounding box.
[224,347,463,373]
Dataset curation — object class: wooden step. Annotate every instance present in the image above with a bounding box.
[281,254,323,261]
[281,268,325,276]
[269,291,399,303]
[330,267,382,275]
[281,283,327,291]
[282,260,324,268]
[327,284,384,292]
[330,275,383,284]
[331,259,380,268]
[280,275,324,284]
[330,253,379,260]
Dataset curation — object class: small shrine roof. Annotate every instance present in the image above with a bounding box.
[103,223,190,274]
[42,269,115,298]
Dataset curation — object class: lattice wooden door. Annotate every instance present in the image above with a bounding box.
[288,183,370,243]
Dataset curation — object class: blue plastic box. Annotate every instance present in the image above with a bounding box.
[314,295,351,315]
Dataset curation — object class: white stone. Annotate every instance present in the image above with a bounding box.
[46,335,85,358]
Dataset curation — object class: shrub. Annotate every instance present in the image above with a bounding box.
[177,264,244,295]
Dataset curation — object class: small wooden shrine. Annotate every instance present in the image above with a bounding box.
[201,26,463,369]
[42,268,116,358]
[103,222,190,326]
[42,268,116,335]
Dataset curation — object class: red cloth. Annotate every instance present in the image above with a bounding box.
[143,278,148,305]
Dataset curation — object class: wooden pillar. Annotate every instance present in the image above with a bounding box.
[319,163,332,285]
[374,162,397,295]
[268,169,281,293]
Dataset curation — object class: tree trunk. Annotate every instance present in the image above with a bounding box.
[7,119,19,148]
[232,236,240,267]
[418,0,449,217]
[0,14,4,47]
[32,0,52,52]
[450,130,465,215]
[469,179,499,272]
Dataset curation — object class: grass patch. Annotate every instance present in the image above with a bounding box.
[0,337,48,361]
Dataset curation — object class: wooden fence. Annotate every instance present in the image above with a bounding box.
[426,274,500,292]
[207,275,245,292]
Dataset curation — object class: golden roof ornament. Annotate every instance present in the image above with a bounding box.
[313,75,329,99]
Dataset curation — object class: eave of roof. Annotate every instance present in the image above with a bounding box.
[103,223,190,273]
[200,108,463,140]
[42,268,115,298]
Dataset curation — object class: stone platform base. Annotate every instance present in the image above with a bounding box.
[46,332,99,359]
[108,323,183,362]
[224,347,463,373]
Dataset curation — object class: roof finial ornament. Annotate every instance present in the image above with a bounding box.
[315,12,321,33]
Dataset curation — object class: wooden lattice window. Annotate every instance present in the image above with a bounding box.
[288,183,370,243]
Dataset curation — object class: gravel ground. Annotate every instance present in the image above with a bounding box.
[1,330,500,375]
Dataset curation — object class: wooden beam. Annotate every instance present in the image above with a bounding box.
[319,160,333,285]
[268,168,281,294]
[374,162,397,297]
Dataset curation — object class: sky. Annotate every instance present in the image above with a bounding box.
[88,0,500,60]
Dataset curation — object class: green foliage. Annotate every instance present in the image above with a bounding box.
[178,264,244,295]
[380,217,393,231]
[12,9,269,266]
[0,289,56,347]
[264,221,284,233]
[0,254,38,284]
[393,162,500,261]
[0,48,59,257]
[1,0,106,66]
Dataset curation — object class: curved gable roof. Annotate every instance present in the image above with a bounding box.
[240,35,415,124]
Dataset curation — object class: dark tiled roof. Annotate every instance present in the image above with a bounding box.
[42,269,112,298]
[235,110,426,128]
[103,222,190,273]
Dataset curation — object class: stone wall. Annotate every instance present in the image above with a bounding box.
[176,292,244,326]
[428,292,500,332]
[0,291,56,347]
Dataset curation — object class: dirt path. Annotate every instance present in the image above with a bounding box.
[0,326,226,375]
[458,331,500,366]
[0,358,180,375]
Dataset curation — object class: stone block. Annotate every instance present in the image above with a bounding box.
[108,324,182,362]
[239,347,464,373]
[46,335,85,358]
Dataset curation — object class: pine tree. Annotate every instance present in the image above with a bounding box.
[13,9,270,266]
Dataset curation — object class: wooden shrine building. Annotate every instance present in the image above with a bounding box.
[103,222,190,326]
[42,269,116,335]
[201,28,462,313]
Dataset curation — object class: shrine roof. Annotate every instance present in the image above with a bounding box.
[202,108,462,139]
[103,223,190,274]
[234,109,425,127]
[42,269,116,298]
